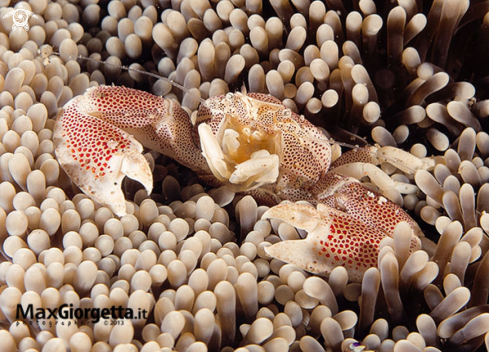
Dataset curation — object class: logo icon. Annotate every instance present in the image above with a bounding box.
[3,5,38,32]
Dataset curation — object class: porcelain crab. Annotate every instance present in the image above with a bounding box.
[53,85,431,281]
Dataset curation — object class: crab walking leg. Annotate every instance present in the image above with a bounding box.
[54,86,207,216]
[331,161,417,206]
[262,203,421,283]
[330,145,435,173]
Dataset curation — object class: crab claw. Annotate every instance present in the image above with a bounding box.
[313,173,425,240]
[54,92,152,216]
[54,86,210,216]
[262,202,421,282]
[260,202,321,232]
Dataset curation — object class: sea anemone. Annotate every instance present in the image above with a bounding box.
[2,0,489,351]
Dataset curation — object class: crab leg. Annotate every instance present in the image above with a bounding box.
[330,145,435,173]
[53,86,207,216]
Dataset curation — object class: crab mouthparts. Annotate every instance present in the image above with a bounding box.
[198,118,281,192]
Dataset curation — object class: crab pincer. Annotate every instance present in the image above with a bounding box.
[262,198,423,283]
[53,85,206,216]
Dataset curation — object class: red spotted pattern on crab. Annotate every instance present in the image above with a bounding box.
[54,85,429,281]
[261,201,421,282]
